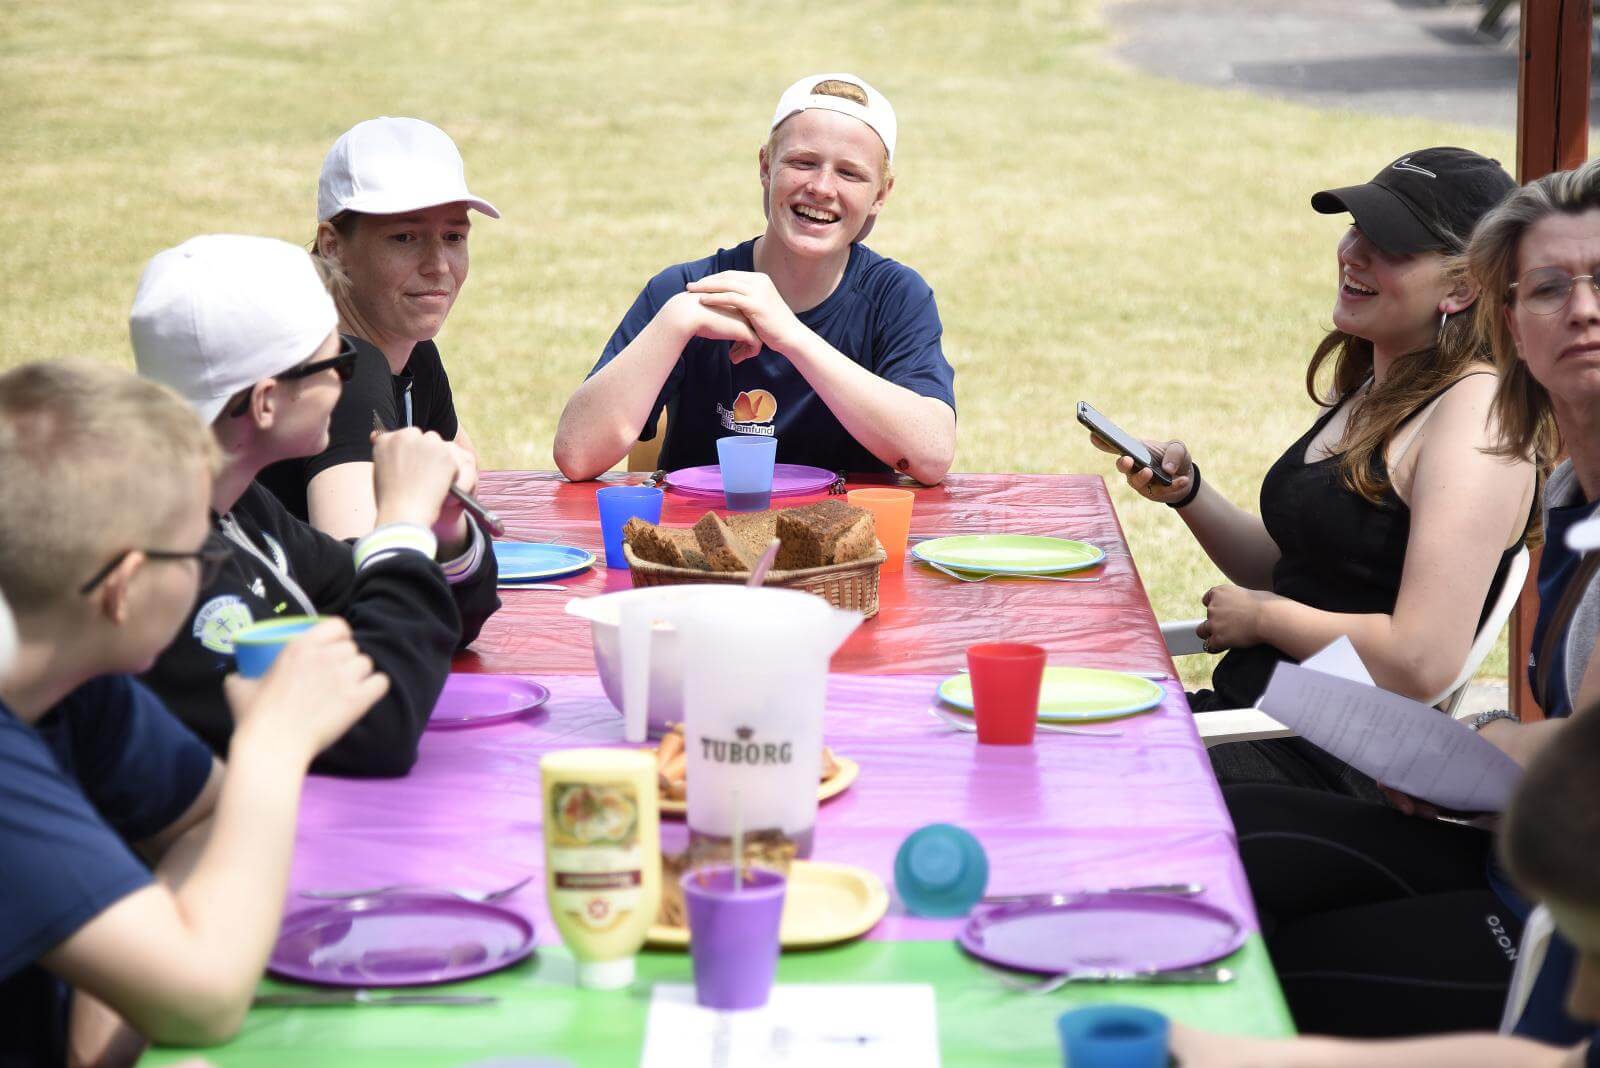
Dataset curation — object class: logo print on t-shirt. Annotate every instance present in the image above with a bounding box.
[192,595,254,654]
[717,389,778,436]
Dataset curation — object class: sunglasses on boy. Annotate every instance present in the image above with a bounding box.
[225,337,358,418]
[1508,267,1600,316]
[79,530,234,596]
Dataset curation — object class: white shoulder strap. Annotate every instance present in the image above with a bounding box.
[1391,370,1494,469]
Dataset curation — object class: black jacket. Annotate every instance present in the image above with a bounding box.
[142,483,500,777]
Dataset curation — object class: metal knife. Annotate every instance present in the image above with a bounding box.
[253,991,499,1008]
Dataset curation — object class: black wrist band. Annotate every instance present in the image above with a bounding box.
[1166,462,1201,509]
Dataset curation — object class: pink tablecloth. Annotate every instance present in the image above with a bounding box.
[459,471,1172,678]
[290,673,1254,946]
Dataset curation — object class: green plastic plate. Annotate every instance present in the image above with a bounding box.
[911,535,1104,575]
[937,666,1165,722]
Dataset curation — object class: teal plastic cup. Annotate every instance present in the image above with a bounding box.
[232,616,319,678]
[715,435,778,512]
[1057,1005,1170,1067]
[893,824,989,917]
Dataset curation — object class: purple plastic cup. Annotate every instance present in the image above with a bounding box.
[682,866,786,1010]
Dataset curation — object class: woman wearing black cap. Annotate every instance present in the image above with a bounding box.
[1091,147,1535,799]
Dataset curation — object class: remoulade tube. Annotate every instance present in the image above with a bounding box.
[540,748,661,988]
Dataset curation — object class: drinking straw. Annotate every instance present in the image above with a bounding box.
[732,789,744,893]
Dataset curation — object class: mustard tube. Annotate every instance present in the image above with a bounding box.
[540,748,660,989]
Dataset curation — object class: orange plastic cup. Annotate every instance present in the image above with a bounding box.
[847,488,915,573]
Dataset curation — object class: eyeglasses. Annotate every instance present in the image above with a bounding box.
[79,530,233,595]
[226,338,358,418]
[1507,267,1600,315]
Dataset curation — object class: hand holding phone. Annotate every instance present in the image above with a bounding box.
[1077,402,1174,487]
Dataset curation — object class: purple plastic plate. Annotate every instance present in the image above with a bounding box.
[269,895,536,987]
[664,463,837,499]
[427,675,551,730]
[958,892,1246,975]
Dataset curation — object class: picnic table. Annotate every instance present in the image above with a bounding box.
[146,472,1293,1067]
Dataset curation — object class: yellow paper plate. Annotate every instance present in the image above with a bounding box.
[657,755,859,817]
[647,860,889,949]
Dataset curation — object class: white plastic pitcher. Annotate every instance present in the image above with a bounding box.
[623,587,860,854]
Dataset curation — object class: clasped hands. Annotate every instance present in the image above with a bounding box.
[673,271,808,365]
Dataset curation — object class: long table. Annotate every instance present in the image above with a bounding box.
[146,472,1292,1066]
[458,471,1171,677]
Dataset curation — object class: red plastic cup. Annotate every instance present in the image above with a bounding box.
[966,642,1047,745]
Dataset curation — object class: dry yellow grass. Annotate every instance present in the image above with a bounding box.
[1,0,1520,681]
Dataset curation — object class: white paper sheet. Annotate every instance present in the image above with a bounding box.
[639,984,940,1068]
[1257,648,1521,811]
[1297,636,1375,687]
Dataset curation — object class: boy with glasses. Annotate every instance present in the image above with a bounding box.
[0,362,388,1063]
[132,235,499,777]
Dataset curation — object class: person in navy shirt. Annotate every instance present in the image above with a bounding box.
[554,73,957,484]
[0,362,387,1065]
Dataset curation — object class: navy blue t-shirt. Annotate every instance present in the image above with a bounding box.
[0,676,213,1067]
[589,239,956,474]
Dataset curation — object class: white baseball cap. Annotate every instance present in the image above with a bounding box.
[770,73,897,163]
[130,235,339,426]
[318,116,500,222]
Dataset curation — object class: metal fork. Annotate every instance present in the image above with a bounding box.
[992,965,1233,994]
[300,874,534,903]
[922,560,1100,584]
[927,705,1122,738]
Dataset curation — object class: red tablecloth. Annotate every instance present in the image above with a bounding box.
[460,471,1175,678]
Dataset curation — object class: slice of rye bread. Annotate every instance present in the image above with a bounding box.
[693,512,761,572]
[623,518,708,570]
[774,501,877,570]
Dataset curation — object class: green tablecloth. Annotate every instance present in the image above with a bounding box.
[146,936,1290,1066]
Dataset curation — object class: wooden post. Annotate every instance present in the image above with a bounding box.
[1511,0,1591,720]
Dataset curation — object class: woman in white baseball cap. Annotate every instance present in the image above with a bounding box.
[257,117,499,538]
[553,73,957,485]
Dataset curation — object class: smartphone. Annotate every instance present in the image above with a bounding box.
[1076,401,1174,487]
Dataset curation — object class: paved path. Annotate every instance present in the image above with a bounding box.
[1107,0,1596,131]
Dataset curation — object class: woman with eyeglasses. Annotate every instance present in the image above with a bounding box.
[1206,160,1600,1043]
[130,235,499,779]
[1089,147,1535,798]
[256,116,497,539]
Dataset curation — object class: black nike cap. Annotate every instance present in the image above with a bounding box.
[1311,147,1516,255]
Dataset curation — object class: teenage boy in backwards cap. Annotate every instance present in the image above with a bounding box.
[554,73,957,484]
[132,234,499,778]
[0,361,388,1064]
[1170,706,1600,1067]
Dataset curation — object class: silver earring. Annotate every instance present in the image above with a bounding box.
[1439,309,1449,335]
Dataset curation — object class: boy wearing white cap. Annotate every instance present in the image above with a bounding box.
[133,234,500,778]
[0,362,387,1060]
[554,74,957,484]
[258,117,498,539]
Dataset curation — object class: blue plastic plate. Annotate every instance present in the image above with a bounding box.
[492,542,594,582]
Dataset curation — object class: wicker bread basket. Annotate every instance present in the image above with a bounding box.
[622,543,886,619]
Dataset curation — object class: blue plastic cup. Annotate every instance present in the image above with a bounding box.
[715,435,778,512]
[893,824,989,917]
[597,485,665,568]
[232,616,319,678]
[1057,1005,1170,1068]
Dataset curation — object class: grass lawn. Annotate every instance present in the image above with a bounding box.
[1,0,1520,682]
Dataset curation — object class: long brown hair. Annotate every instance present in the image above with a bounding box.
[1467,158,1600,466]
[1304,250,1496,504]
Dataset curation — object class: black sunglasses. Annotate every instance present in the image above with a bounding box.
[79,530,234,595]
[226,338,358,418]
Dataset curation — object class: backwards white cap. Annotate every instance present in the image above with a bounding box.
[318,116,500,222]
[130,235,339,426]
[770,73,896,162]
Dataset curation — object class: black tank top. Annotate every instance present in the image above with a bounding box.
[1207,376,1525,709]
